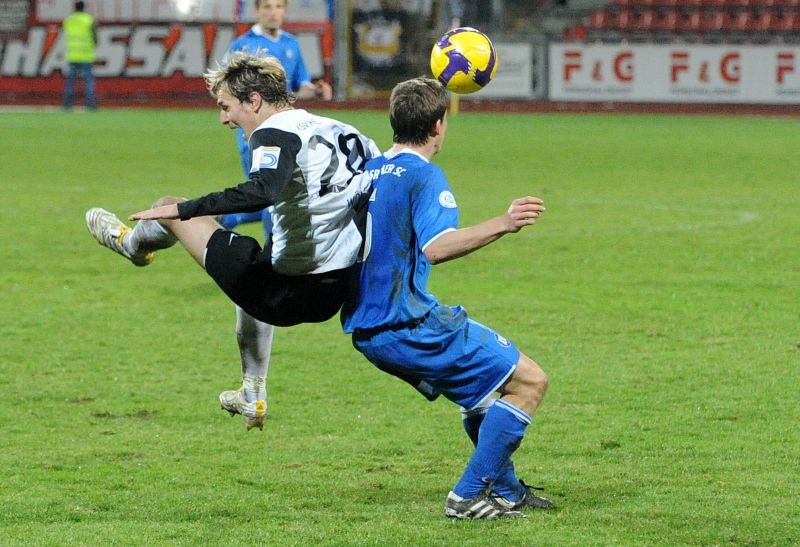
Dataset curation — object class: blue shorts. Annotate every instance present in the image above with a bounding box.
[352,305,519,410]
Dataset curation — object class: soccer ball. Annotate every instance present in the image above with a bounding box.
[430,27,498,94]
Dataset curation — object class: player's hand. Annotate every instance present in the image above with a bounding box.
[129,203,179,221]
[315,80,333,100]
[506,196,545,232]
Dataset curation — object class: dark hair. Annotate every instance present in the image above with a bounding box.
[75,1,85,11]
[389,78,449,146]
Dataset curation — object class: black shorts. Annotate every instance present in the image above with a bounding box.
[204,229,349,327]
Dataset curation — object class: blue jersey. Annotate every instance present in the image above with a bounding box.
[342,149,459,333]
[227,27,312,92]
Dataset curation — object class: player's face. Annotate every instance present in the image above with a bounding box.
[432,113,448,156]
[216,89,256,138]
[255,0,287,35]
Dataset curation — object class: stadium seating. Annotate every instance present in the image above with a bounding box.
[566,0,800,43]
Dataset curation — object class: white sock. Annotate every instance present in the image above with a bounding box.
[236,306,274,403]
[124,219,177,255]
[461,397,496,421]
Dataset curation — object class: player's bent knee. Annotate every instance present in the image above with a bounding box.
[516,354,549,402]
[153,196,186,208]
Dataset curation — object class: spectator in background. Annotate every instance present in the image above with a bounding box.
[62,1,97,110]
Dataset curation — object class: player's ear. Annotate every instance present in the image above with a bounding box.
[431,118,444,137]
[247,91,263,111]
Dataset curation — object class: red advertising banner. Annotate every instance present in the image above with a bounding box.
[0,1,332,106]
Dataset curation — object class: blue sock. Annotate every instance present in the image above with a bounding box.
[494,460,526,503]
[221,211,264,230]
[462,402,526,502]
[453,399,531,499]
[461,400,492,445]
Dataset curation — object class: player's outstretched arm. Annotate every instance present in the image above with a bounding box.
[129,203,180,221]
[424,196,545,265]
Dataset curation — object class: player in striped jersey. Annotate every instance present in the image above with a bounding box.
[86,52,378,430]
[214,1,335,424]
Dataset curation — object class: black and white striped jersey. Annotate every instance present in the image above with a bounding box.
[178,108,380,275]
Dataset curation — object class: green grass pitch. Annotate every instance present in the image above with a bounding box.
[0,107,798,545]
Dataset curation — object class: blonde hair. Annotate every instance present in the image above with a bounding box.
[204,51,294,107]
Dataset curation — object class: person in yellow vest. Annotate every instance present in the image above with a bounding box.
[62,1,97,110]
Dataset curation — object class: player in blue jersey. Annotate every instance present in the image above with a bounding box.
[85,53,378,431]
[341,77,552,519]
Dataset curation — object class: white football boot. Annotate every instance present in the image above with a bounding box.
[85,208,153,267]
[219,388,266,431]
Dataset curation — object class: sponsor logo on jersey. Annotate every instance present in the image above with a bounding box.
[494,333,511,347]
[439,190,457,208]
[365,163,405,180]
[253,146,280,170]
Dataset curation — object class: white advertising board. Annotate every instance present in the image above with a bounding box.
[549,43,800,104]
[465,42,533,99]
